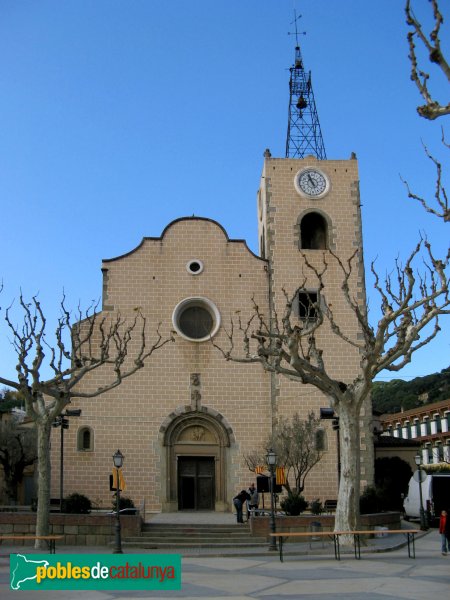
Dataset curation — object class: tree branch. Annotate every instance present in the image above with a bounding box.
[370,239,449,376]
[401,130,449,222]
[1,295,174,408]
[405,0,450,119]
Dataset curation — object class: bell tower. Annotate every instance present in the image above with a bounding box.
[285,14,326,159]
[257,30,373,495]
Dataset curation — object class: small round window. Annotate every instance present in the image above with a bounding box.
[172,297,220,342]
[186,259,204,275]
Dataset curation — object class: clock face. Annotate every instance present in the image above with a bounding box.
[296,169,329,198]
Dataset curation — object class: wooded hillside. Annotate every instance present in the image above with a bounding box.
[372,366,450,414]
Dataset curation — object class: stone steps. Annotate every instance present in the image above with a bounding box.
[131,533,254,541]
[121,523,267,549]
[141,525,250,534]
[122,541,267,549]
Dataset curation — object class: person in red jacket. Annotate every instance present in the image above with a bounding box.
[439,510,449,555]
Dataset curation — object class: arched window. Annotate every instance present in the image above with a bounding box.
[300,212,328,250]
[77,427,94,452]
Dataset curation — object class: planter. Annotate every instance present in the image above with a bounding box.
[0,511,142,546]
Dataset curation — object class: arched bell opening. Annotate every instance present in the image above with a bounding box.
[300,212,328,250]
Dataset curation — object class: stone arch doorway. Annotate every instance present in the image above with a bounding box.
[160,409,234,512]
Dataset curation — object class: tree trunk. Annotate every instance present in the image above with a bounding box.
[1,463,15,502]
[35,418,52,548]
[334,395,361,541]
[7,480,18,503]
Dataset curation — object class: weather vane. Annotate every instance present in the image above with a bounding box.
[288,9,306,45]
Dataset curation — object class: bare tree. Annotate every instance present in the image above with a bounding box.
[401,131,449,221]
[216,242,449,534]
[268,412,324,495]
[403,2,449,221]
[0,293,172,546]
[243,451,266,474]
[406,0,450,120]
[0,418,37,503]
[243,412,324,495]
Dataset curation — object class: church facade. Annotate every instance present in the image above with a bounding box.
[50,152,373,514]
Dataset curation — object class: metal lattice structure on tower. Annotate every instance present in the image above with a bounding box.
[285,44,326,159]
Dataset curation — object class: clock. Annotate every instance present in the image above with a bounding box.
[295,168,330,198]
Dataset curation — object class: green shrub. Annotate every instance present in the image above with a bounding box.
[280,492,308,516]
[310,499,323,515]
[359,486,385,514]
[112,496,135,511]
[62,493,92,514]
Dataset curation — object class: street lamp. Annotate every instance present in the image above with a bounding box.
[414,452,428,531]
[266,448,277,551]
[112,449,124,553]
[320,408,341,483]
[52,408,82,512]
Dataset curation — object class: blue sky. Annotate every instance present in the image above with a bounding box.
[0,0,448,384]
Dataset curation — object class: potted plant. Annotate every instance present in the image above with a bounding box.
[310,499,323,515]
[280,492,308,516]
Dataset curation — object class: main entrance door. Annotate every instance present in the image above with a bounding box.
[178,457,215,510]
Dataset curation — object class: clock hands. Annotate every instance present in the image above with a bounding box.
[307,173,317,188]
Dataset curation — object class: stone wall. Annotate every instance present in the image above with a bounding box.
[0,512,141,546]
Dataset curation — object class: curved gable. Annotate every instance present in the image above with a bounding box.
[103,216,265,263]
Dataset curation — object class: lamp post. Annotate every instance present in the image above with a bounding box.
[266,448,277,551]
[52,408,81,512]
[414,452,428,531]
[113,449,124,553]
[320,408,341,483]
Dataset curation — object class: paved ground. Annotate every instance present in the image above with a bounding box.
[1,527,448,599]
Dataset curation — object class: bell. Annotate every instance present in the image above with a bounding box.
[296,95,307,109]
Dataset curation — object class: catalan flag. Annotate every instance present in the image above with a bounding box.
[276,466,286,485]
[112,467,126,492]
[255,465,265,475]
